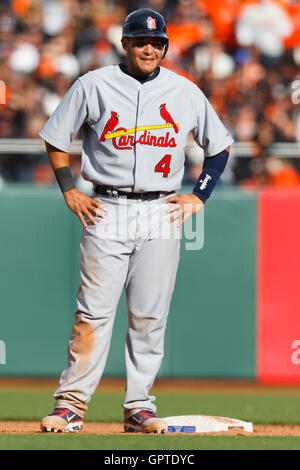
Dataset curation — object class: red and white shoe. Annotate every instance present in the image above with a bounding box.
[40,407,83,433]
[124,409,167,434]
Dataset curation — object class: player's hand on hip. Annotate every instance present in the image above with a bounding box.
[63,188,107,228]
[164,193,204,227]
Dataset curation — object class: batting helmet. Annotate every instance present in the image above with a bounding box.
[122,9,169,58]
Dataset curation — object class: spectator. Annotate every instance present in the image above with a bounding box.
[239,157,268,191]
[0,0,299,185]
[234,105,257,142]
[265,156,300,187]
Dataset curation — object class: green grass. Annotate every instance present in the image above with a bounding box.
[0,435,300,450]
[0,390,299,425]
[1,388,300,449]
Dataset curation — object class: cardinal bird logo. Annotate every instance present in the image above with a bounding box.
[159,104,178,134]
[100,111,119,142]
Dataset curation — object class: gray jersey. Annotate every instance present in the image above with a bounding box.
[39,65,233,192]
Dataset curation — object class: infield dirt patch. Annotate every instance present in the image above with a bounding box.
[1,422,300,436]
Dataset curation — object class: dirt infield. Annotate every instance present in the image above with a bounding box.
[1,422,300,436]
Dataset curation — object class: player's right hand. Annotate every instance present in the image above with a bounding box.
[63,188,107,228]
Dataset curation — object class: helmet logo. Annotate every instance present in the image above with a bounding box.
[147,16,156,30]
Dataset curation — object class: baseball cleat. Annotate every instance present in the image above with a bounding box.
[124,409,168,433]
[40,407,83,433]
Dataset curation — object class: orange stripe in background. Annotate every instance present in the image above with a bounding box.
[256,188,300,384]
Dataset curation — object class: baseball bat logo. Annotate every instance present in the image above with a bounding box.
[99,104,179,149]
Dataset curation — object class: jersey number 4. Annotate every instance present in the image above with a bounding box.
[154,154,171,178]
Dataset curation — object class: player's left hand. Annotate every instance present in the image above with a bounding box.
[164,193,204,227]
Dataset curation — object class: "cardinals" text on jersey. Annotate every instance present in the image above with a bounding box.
[112,129,177,150]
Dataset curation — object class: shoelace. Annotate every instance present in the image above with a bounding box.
[49,408,81,421]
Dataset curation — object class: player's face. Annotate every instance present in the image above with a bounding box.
[122,37,165,77]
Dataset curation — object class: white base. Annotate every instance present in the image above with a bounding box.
[163,415,253,433]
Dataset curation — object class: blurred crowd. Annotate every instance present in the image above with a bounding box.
[0,0,300,191]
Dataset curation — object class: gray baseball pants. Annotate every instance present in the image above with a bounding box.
[54,193,180,417]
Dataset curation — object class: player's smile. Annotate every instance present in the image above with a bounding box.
[122,37,165,77]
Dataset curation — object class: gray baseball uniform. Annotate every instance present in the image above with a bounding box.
[39,64,233,417]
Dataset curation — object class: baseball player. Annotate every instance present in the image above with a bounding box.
[39,8,233,433]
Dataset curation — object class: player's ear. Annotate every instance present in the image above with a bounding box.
[121,38,128,52]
